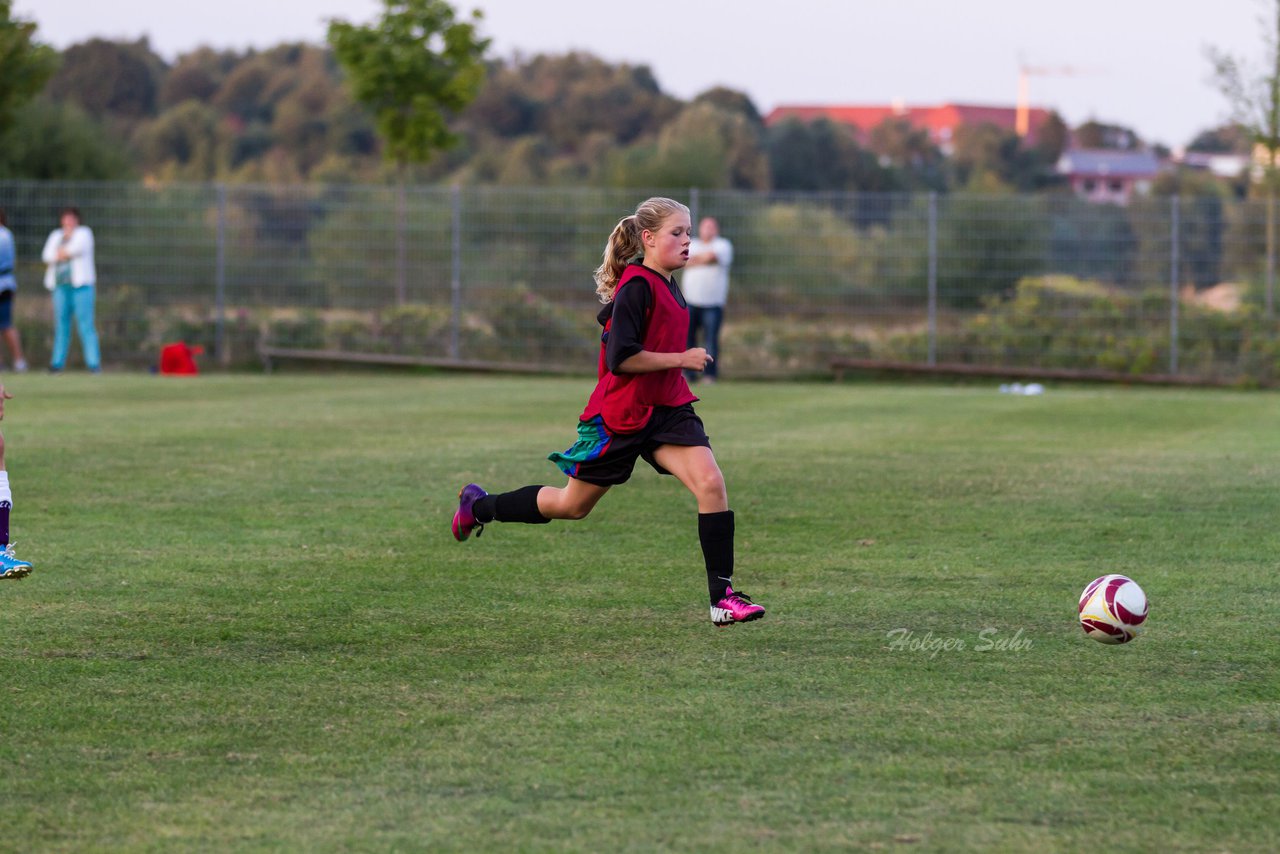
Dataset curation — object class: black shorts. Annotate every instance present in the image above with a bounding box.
[547,404,712,486]
[0,290,12,330]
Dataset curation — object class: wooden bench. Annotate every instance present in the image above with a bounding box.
[258,344,584,375]
[829,357,1237,387]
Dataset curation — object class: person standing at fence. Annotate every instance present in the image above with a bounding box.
[41,207,101,374]
[450,196,766,627]
[681,216,733,384]
[0,381,33,579]
[0,210,28,373]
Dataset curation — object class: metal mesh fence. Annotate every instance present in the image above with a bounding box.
[2,180,1277,383]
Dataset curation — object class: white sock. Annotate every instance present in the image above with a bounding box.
[0,470,10,505]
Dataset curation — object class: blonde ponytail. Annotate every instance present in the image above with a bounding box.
[592,197,690,303]
[593,215,643,302]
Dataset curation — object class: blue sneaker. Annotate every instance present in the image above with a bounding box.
[0,543,32,579]
[452,483,488,541]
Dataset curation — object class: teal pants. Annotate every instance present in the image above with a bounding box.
[52,283,101,371]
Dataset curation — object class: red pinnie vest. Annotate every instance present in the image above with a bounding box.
[580,264,697,433]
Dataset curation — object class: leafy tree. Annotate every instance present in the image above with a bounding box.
[44,37,165,125]
[463,53,679,153]
[1030,111,1069,162]
[464,66,541,137]
[0,0,58,131]
[691,86,763,128]
[766,118,896,193]
[212,56,276,124]
[159,47,239,109]
[1147,170,1229,289]
[0,99,131,179]
[1187,123,1251,154]
[133,100,224,180]
[611,102,768,190]
[867,118,946,191]
[1073,120,1142,150]
[937,191,1048,305]
[1209,0,1280,313]
[328,0,490,168]
[950,123,1020,189]
[950,122,1061,192]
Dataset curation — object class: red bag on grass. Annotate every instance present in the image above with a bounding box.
[159,342,203,375]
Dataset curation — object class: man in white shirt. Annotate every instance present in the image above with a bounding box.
[680,217,733,383]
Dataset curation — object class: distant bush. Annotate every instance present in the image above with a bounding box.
[882,275,1280,384]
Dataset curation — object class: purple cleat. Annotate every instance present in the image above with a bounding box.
[452,483,488,541]
[710,586,766,626]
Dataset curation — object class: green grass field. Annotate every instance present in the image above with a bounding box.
[2,373,1277,852]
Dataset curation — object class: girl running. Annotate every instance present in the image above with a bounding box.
[451,197,765,626]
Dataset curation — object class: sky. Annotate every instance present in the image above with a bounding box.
[18,0,1274,149]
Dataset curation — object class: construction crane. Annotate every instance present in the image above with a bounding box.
[1016,63,1096,137]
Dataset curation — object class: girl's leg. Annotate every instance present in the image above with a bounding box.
[455,478,610,541]
[72,286,101,371]
[0,430,31,578]
[649,444,726,512]
[475,478,610,523]
[51,285,73,370]
[0,428,7,540]
[650,443,764,623]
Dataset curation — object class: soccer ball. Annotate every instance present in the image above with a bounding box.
[1078,574,1148,644]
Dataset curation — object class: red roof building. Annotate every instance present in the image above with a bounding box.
[764,103,1055,151]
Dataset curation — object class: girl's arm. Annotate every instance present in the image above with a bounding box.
[616,348,711,374]
[606,277,713,374]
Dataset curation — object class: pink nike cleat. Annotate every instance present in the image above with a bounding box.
[710,586,765,626]
[452,483,488,541]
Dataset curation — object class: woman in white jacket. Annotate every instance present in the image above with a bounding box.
[41,206,101,373]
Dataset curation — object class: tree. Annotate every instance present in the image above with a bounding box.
[328,0,488,306]
[327,0,490,168]
[867,118,946,191]
[1187,123,1251,154]
[1209,0,1280,313]
[1073,120,1142,150]
[0,0,58,131]
[43,37,165,126]
[691,86,763,128]
[949,122,1059,192]
[766,118,896,194]
[133,100,224,180]
[159,48,238,110]
[610,102,768,190]
[0,99,132,180]
[1031,111,1069,162]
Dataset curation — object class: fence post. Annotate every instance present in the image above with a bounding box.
[1169,195,1180,376]
[1267,191,1276,318]
[927,192,938,366]
[215,183,228,367]
[450,184,462,361]
[395,183,407,306]
[689,186,700,226]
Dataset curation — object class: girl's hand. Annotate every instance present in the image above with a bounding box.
[681,348,714,372]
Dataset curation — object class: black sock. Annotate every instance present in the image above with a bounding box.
[475,485,550,524]
[699,510,734,603]
[0,500,9,546]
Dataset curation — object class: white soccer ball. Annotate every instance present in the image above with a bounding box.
[1078,574,1148,644]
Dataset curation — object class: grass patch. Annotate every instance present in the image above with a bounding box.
[1,374,1277,851]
